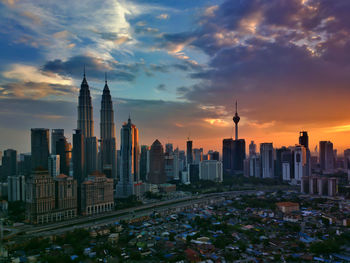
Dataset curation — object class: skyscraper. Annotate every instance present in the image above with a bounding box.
[140,145,150,182]
[56,137,70,175]
[299,131,309,149]
[51,129,64,154]
[260,143,274,178]
[186,140,193,167]
[116,117,139,198]
[77,71,94,138]
[1,149,17,181]
[31,128,50,171]
[48,155,60,177]
[249,141,257,156]
[149,139,166,184]
[85,137,98,175]
[319,141,334,172]
[73,129,85,184]
[100,76,117,179]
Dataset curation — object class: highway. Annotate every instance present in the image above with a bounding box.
[7,189,261,242]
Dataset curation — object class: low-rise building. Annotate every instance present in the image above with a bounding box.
[276,202,300,213]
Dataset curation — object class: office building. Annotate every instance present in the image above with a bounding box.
[199,160,223,182]
[260,143,274,178]
[48,155,60,178]
[18,153,31,179]
[1,149,17,181]
[299,131,309,149]
[165,143,173,154]
[56,137,71,175]
[73,129,85,184]
[80,172,114,216]
[344,149,350,170]
[51,129,64,154]
[193,148,203,164]
[149,139,166,184]
[294,145,307,184]
[249,141,257,156]
[54,174,78,220]
[8,175,26,202]
[275,147,289,181]
[319,141,334,172]
[249,154,261,178]
[188,164,199,183]
[208,151,219,161]
[186,140,193,167]
[282,149,293,181]
[31,128,50,171]
[116,117,139,198]
[140,145,150,182]
[85,137,98,175]
[100,76,117,179]
[25,171,55,224]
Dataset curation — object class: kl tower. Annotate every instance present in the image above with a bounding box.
[233,101,240,140]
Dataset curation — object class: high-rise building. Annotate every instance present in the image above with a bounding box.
[51,129,64,154]
[48,155,60,177]
[249,154,261,178]
[8,175,25,202]
[116,117,139,198]
[199,160,223,182]
[80,172,114,215]
[319,141,334,172]
[100,77,117,179]
[299,131,309,149]
[140,145,150,182]
[249,141,257,156]
[77,71,94,138]
[344,149,350,170]
[56,137,70,175]
[85,137,98,175]
[281,149,293,181]
[26,171,55,224]
[149,139,166,184]
[1,149,17,181]
[208,150,220,161]
[73,129,85,184]
[31,128,50,171]
[18,153,32,179]
[260,143,274,178]
[275,147,289,181]
[186,140,193,167]
[165,143,173,154]
[164,151,179,182]
[294,145,307,183]
[54,174,78,220]
[193,148,203,164]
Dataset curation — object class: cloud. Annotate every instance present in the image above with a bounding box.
[155,84,167,92]
[157,13,169,20]
[42,55,137,82]
[0,82,77,99]
[3,64,73,85]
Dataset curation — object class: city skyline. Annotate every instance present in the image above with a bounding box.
[1,0,350,153]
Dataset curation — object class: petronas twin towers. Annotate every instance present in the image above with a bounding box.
[77,71,116,179]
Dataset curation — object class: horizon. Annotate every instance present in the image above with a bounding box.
[1,0,350,154]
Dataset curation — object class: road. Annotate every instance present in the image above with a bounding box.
[6,189,264,242]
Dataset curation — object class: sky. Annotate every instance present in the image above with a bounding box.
[1,0,350,154]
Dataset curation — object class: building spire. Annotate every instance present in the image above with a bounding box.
[83,64,86,78]
[233,99,240,140]
[105,72,107,84]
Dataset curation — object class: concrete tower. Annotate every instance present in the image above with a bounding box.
[77,69,94,138]
[233,101,240,140]
[100,74,117,179]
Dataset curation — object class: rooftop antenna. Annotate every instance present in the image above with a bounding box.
[105,72,107,84]
[83,64,86,77]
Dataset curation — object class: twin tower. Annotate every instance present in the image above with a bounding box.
[76,71,116,181]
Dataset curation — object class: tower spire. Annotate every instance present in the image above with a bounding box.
[83,64,86,78]
[105,72,107,84]
[233,99,240,140]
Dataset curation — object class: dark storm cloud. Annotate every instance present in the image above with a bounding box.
[42,55,136,82]
[158,0,350,127]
